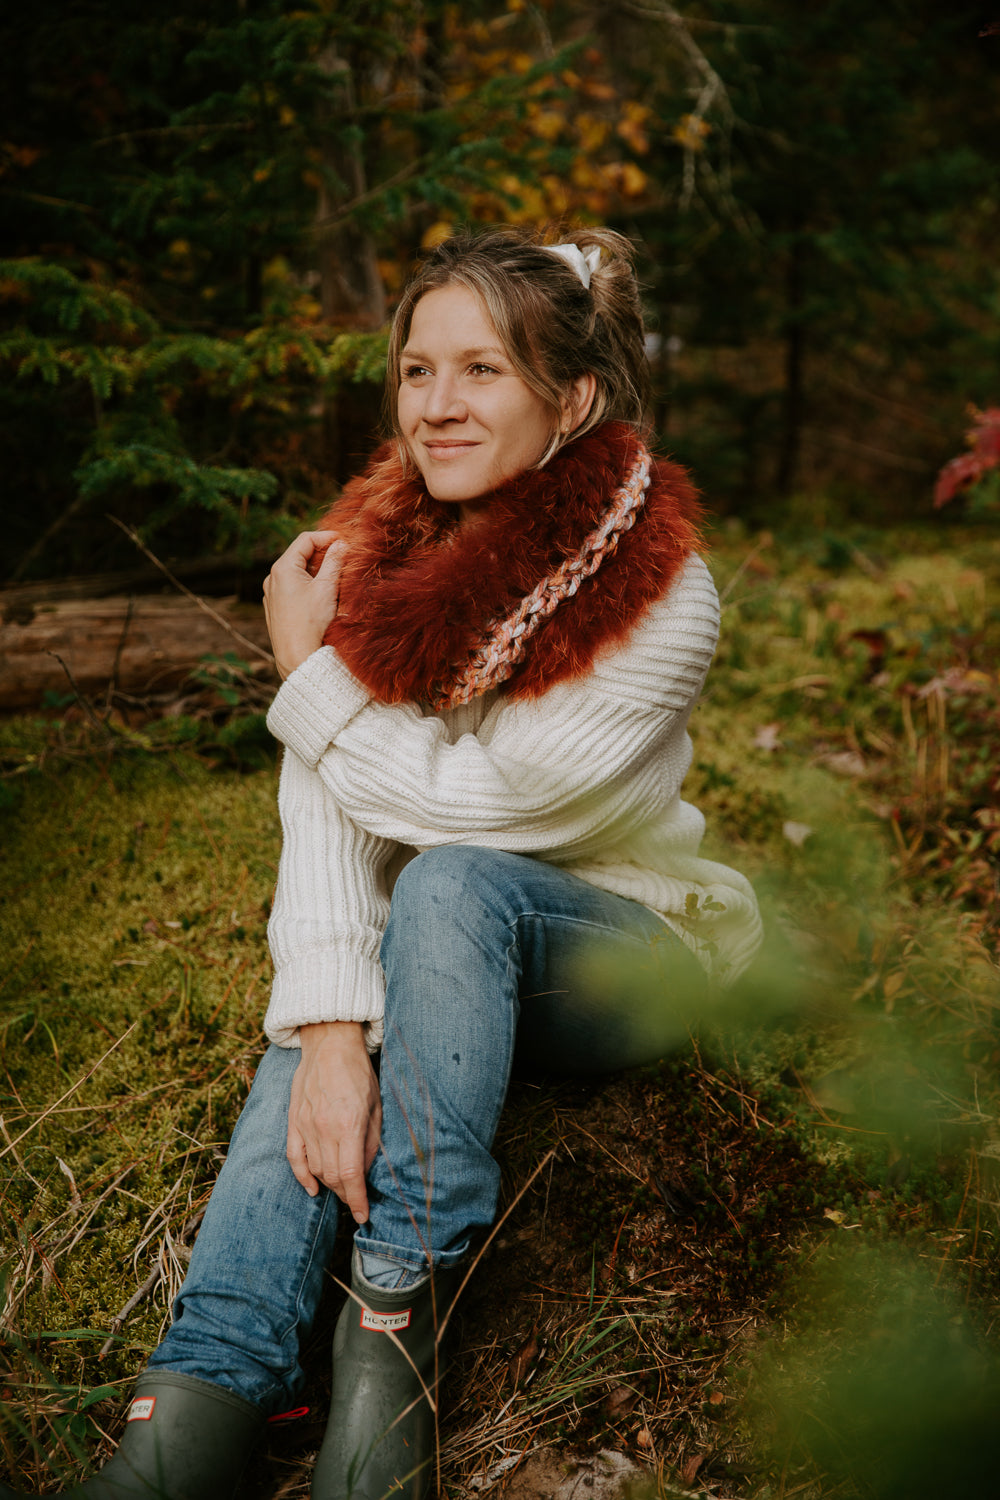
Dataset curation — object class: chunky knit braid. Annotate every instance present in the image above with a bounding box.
[433,444,652,711]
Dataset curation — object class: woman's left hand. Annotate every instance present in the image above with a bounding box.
[263,531,347,680]
[288,1021,382,1220]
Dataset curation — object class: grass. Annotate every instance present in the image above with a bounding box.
[1,519,998,1497]
[0,728,279,1485]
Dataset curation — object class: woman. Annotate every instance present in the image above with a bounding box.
[13,228,761,1500]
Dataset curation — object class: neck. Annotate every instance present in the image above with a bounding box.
[455,497,492,530]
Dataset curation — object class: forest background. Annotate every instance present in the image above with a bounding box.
[2,3,1000,1499]
[2,0,999,581]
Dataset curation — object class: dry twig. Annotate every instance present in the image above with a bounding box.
[107,515,275,667]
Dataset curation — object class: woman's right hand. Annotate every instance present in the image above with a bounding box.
[287,1020,382,1222]
[263,531,347,681]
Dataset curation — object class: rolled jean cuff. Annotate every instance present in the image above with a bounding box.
[353,1232,470,1275]
[355,1249,430,1291]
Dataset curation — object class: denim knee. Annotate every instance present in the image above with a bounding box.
[380,847,527,1018]
[388,845,511,915]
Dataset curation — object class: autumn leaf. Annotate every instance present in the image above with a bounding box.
[935,407,1000,506]
[507,1333,541,1389]
[672,113,712,151]
[419,223,453,251]
[604,1384,639,1419]
[680,1452,704,1482]
[531,109,564,143]
[619,162,648,197]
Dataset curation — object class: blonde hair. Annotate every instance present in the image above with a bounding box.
[385,226,650,461]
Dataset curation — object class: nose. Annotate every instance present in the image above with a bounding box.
[421,371,467,425]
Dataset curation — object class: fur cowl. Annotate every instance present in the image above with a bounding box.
[316,421,704,706]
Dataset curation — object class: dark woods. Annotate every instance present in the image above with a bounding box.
[1,0,997,585]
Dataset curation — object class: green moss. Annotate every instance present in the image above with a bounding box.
[0,733,278,1397]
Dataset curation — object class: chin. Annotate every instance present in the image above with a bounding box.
[420,469,494,504]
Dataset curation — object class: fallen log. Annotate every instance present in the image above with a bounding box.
[2,548,273,608]
[0,593,275,711]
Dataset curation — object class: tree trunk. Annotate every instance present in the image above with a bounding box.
[0,593,274,711]
[314,48,387,328]
[310,46,387,483]
[776,238,805,496]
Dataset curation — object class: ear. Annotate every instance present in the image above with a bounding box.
[559,373,597,435]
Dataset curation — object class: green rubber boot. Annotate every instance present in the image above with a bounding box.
[0,1372,262,1499]
[310,1253,460,1500]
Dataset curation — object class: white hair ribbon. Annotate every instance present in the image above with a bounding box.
[545,242,602,289]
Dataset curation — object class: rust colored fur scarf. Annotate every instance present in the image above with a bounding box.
[316,421,704,706]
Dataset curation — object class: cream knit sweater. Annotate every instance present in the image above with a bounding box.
[264,553,762,1050]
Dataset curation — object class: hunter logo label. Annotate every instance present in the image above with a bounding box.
[360,1307,412,1333]
[127,1397,156,1422]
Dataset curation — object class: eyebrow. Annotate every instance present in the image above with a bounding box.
[400,345,508,363]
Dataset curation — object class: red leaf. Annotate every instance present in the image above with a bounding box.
[934,452,981,508]
[936,408,1000,506]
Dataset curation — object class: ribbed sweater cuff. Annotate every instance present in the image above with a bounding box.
[264,947,386,1053]
[266,647,371,767]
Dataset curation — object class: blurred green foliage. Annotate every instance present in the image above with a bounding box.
[752,1242,1000,1498]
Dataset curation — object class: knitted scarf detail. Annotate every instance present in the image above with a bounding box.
[316,421,703,708]
[434,445,651,710]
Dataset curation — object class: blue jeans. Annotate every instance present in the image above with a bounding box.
[148,847,702,1410]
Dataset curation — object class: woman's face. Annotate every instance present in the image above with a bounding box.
[397,284,557,515]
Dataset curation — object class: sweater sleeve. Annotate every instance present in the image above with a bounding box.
[265,556,720,864]
[264,748,395,1050]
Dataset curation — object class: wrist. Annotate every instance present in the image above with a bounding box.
[275,636,323,681]
[299,1019,368,1056]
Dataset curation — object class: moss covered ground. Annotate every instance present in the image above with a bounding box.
[1,522,998,1497]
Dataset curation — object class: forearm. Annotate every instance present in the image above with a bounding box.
[265,749,394,1048]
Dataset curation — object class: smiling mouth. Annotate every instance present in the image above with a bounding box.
[423,442,479,456]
